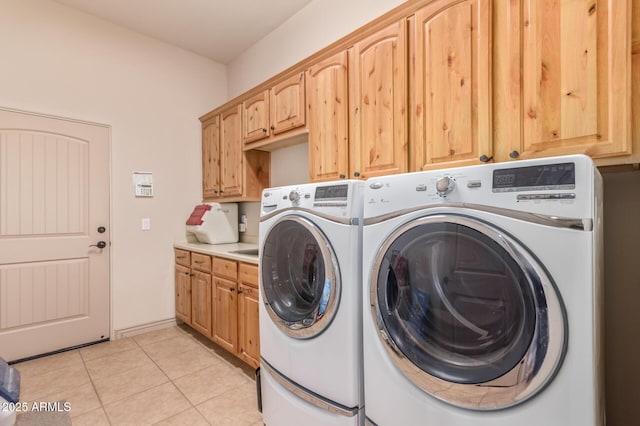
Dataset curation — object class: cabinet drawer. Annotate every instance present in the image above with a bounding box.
[175,249,191,267]
[213,257,238,280]
[191,252,212,273]
[239,262,259,287]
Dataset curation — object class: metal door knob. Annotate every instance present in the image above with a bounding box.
[90,241,107,249]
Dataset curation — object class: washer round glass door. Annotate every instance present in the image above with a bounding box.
[371,214,566,410]
[261,215,340,339]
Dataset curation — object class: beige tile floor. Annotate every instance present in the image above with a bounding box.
[12,324,262,425]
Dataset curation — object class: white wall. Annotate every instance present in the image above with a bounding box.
[0,0,227,332]
[231,0,405,231]
[227,0,406,97]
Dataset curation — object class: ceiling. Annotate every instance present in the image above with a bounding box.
[52,0,314,64]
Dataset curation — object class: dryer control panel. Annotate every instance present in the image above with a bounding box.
[261,181,364,220]
[492,162,575,193]
[364,154,598,220]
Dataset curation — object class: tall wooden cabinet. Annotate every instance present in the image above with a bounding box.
[202,104,242,199]
[495,0,632,162]
[412,0,491,170]
[201,116,220,199]
[201,104,270,202]
[307,51,350,182]
[349,19,409,179]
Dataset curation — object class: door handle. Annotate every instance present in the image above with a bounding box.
[89,241,107,249]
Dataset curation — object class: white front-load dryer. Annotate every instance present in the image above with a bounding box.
[362,155,604,425]
[259,181,364,426]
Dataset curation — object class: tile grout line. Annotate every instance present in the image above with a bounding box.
[134,333,210,425]
[78,346,113,425]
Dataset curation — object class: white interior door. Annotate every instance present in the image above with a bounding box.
[0,108,110,362]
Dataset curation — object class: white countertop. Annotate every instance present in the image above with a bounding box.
[173,241,259,264]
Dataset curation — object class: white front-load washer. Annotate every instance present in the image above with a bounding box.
[259,180,364,426]
[362,155,604,425]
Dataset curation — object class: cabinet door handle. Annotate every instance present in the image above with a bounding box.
[237,288,244,294]
[230,287,235,292]
[183,272,190,276]
[354,171,361,178]
[509,150,520,159]
[262,128,267,133]
[479,154,493,163]
[176,255,186,259]
[339,174,346,179]
[270,124,275,131]
[194,260,203,264]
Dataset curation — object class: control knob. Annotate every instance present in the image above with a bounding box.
[436,176,455,196]
[288,190,300,204]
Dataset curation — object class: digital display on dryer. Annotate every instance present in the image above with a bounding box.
[493,162,575,192]
[315,184,348,200]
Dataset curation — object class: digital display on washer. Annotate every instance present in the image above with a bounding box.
[314,184,349,200]
[492,162,575,192]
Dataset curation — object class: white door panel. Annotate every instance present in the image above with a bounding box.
[0,108,110,362]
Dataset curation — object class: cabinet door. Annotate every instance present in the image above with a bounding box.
[202,115,220,199]
[220,104,243,197]
[413,0,491,170]
[307,51,349,182]
[175,264,191,324]
[243,90,270,144]
[270,73,306,135]
[238,283,260,368]
[500,0,631,160]
[191,270,212,337]
[349,19,408,179]
[213,276,238,353]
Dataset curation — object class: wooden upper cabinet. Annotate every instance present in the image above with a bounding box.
[202,115,220,199]
[242,73,306,146]
[243,91,270,143]
[498,0,631,161]
[412,0,491,170]
[220,104,243,197]
[307,51,349,182]
[349,19,408,180]
[270,73,306,135]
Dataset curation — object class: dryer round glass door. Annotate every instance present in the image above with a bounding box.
[261,215,340,339]
[370,214,566,410]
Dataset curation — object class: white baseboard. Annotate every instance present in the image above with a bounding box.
[113,318,177,340]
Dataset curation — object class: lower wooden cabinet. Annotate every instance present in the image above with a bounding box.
[237,263,260,368]
[174,248,260,368]
[191,270,212,337]
[174,249,192,324]
[174,264,191,324]
[212,275,238,353]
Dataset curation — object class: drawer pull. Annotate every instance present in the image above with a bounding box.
[176,255,186,259]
